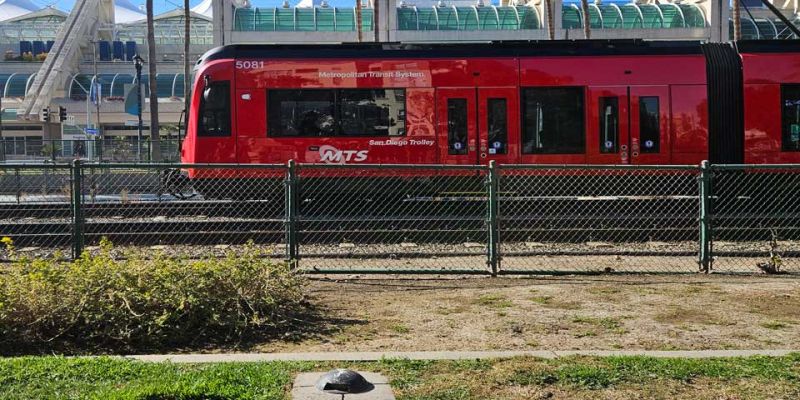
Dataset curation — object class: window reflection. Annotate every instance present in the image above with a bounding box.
[447,98,468,155]
[268,89,406,137]
[521,87,585,154]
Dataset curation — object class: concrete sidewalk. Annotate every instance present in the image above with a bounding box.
[128,349,798,363]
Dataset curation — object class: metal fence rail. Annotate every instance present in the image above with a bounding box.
[0,161,798,275]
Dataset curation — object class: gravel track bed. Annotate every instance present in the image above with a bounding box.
[2,242,799,274]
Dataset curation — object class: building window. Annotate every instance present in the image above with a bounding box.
[521,87,585,154]
[782,84,800,151]
[268,89,406,137]
[197,81,231,137]
[639,97,660,153]
[2,136,43,156]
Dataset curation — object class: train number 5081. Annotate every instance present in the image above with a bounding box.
[235,61,264,69]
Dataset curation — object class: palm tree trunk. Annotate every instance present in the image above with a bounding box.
[732,0,741,40]
[581,0,591,39]
[356,0,363,42]
[146,0,161,161]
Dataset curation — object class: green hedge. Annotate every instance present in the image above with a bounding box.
[0,239,309,354]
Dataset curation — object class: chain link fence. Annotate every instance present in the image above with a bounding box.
[0,164,73,256]
[498,165,701,274]
[0,161,798,275]
[709,165,800,274]
[295,164,490,274]
[77,164,287,261]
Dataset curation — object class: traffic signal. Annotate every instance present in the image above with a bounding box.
[58,106,67,122]
[41,107,49,122]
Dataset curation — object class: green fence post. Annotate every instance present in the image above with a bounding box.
[487,160,499,277]
[71,159,84,259]
[285,160,298,269]
[698,160,712,273]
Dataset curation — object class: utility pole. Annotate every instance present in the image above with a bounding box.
[92,39,103,162]
[146,0,162,161]
[134,55,144,161]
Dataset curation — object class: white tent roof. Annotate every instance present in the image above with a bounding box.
[296,0,357,7]
[0,0,38,22]
[398,0,491,6]
[296,0,323,7]
[150,7,212,22]
[2,5,67,23]
[115,0,146,23]
[191,0,213,18]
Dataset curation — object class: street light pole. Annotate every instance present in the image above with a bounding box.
[92,39,103,162]
[134,54,144,162]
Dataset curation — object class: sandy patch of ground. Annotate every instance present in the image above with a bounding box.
[256,274,800,352]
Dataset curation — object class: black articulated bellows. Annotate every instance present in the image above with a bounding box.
[702,43,744,164]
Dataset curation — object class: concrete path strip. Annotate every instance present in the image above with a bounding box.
[127,349,798,363]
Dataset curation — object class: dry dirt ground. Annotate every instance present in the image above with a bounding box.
[256,274,800,352]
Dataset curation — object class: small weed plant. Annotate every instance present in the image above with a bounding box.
[0,238,309,353]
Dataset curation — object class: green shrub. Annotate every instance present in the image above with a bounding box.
[0,239,309,353]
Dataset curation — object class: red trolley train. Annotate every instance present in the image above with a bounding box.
[181,40,800,171]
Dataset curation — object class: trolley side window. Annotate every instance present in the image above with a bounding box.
[599,97,619,154]
[339,89,405,136]
[639,97,660,153]
[487,98,507,154]
[521,87,585,154]
[782,84,800,151]
[198,81,231,137]
[268,89,406,137]
[268,89,336,137]
[447,98,468,155]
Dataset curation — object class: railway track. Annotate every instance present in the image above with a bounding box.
[1,210,794,247]
[0,193,795,249]
[0,200,283,220]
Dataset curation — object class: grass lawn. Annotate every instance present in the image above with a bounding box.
[1,354,798,399]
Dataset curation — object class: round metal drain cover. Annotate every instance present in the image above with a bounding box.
[315,369,374,395]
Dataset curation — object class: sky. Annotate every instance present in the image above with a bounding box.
[48,0,204,13]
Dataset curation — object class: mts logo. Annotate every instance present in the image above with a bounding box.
[319,145,368,163]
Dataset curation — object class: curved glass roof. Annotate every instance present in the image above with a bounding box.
[396,5,540,31]
[67,73,190,100]
[235,7,374,32]
[0,73,35,97]
[232,5,713,32]
[560,3,706,29]
[731,17,797,39]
